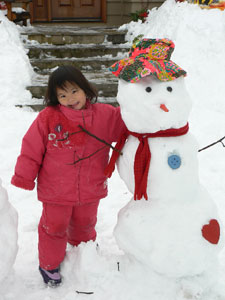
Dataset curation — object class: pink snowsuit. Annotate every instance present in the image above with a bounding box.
[11,102,126,269]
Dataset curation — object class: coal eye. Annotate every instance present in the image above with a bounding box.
[167,87,173,92]
[145,86,152,93]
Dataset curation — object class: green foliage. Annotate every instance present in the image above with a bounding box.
[130,8,149,22]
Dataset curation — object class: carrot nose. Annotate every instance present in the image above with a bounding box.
[160,104,169,112]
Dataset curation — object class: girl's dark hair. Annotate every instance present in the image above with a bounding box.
[44,65,98,106]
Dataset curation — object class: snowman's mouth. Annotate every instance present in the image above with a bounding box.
[160,104,169,112]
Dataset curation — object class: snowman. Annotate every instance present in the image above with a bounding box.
[105,38,222,295]
[0,178,18,283]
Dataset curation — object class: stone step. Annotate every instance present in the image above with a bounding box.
[18,97,118,112]
[29,70,118,99]
[26,70,119,111]
[28,81,118,99]
[31,69,118,82]
[30,57,120,73]
[20,26,127,45]
[31,70,118,83]
[26,43,130,59]
[20,25,126,112]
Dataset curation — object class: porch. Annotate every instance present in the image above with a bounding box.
[4,0,165,26]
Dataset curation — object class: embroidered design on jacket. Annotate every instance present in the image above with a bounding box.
[40,107,86,150]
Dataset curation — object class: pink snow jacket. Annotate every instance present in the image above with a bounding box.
[11,102,126,205]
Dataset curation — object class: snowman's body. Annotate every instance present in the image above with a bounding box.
[114,76,221,279]
[118,133,199,203]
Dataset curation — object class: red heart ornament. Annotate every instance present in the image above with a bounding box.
[202,219,220,244]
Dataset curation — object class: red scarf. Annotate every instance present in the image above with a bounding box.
[105,123,189,200]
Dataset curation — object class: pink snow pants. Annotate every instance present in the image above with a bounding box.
[38,200,100,270]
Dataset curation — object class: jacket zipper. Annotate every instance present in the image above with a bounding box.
[77,162,81,205]
[77,111,86,205]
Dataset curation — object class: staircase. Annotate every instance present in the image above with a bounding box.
[19,25,130,111]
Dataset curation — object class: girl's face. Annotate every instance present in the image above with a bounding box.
[56,81,87,110]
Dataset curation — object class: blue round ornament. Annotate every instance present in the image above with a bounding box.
[168,154,181,169]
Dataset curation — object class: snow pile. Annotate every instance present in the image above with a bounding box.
[0,13,31,288]
[0,11,33,106]
[0,179,18,283]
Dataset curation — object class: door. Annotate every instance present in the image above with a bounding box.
[32,0,105,22]
[32,0,49,22]
[52,0,101,20]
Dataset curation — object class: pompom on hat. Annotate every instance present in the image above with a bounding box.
[109,37,187,83]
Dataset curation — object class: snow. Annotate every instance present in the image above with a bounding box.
[0,2,225,299]
[117,77,192,132]
[0,11,33,107]
[0,178,18,283]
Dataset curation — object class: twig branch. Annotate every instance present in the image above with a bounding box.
[68,146,106,165]
[198,136,225,152]
[76,291,94,295]
[78,125,123,155]
[117,262,120,272]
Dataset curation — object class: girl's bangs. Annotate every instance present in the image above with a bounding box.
[54,71,77,90]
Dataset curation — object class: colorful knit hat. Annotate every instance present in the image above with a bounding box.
[109,38,187,83]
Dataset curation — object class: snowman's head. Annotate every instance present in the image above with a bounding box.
[117,75,192,133]
[110,38,190,132]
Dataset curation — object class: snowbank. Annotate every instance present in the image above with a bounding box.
[0,11,33,106]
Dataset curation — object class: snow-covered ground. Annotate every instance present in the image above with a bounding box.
[0,0,225,298]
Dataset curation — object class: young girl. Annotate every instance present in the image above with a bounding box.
[11,65,126,287]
